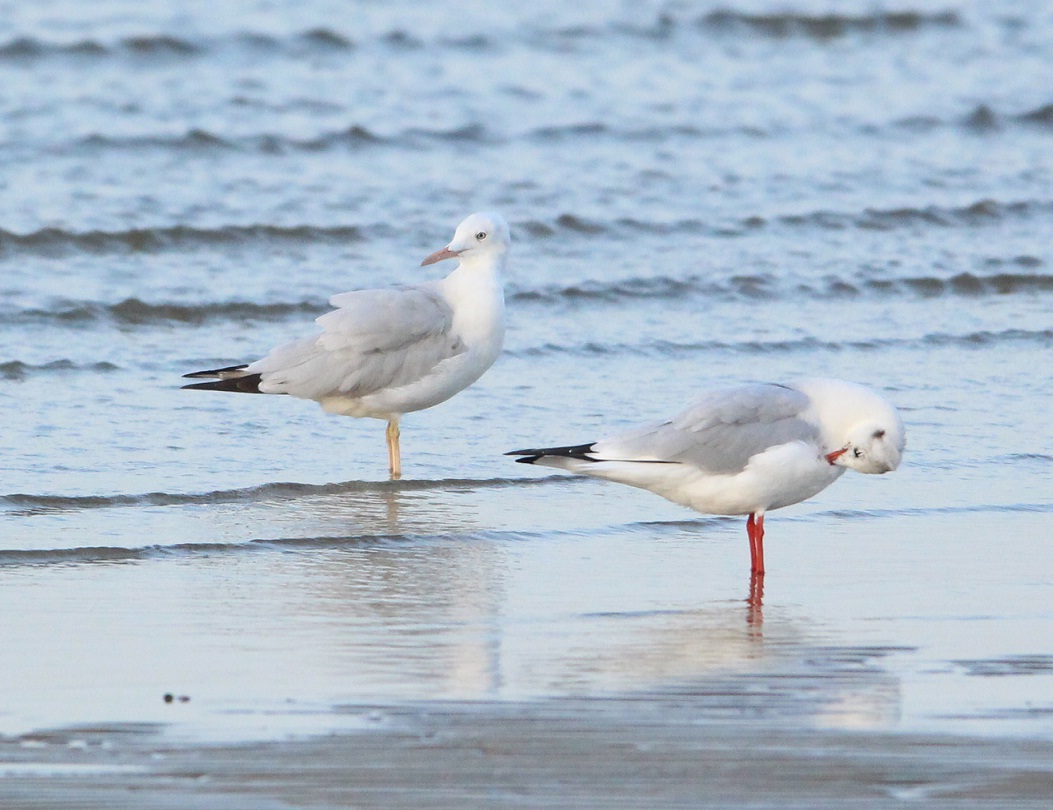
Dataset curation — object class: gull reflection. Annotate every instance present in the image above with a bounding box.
[747,571,764,635]
[251,491,903,731]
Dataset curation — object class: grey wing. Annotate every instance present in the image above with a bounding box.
[590,383,819,474]
[246,285,463,399]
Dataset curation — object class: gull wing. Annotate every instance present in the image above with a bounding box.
[247,285,463,399]
[590,383,819,474]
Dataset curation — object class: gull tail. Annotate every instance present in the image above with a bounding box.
[505,442,597,465]
[181,364,265,394]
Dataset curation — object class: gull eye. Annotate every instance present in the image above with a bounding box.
[475,231,487,240]
[873,429,886,439]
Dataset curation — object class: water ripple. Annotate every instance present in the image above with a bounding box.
[3,499,1046,568]
[699,10,962,39]
[512,270,1053,306]
[0,30,357,63]
[0,224,363,258]
[0,359,119,380]
[510,329,1053,359]
[4,268,1050,329]
[0,11,962,66]
[0,475,578,516]
[2,201,1043,262]
[3,299,327,327]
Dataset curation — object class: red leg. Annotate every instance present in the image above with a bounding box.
[747,512,766,575]
[747,513,757,572]
[755,513,765,574]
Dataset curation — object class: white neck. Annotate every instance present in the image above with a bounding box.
[440,253,507,345]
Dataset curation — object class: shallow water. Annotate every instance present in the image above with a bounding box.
[1,0,1052,752]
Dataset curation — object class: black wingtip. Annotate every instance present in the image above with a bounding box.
[504,449,539,464]
[505,443,597,464]
[181,373,265,394]
[182,363,250,380]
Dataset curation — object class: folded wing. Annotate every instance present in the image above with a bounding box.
[590,383,819,474]
[247,285,463,400]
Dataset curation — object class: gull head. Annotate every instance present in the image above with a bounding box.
[421,211,511,267]
[830,419,906,474]
[796,378,906,475]
[824,395,906,474]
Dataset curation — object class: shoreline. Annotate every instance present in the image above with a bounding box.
[3,698,1053,809]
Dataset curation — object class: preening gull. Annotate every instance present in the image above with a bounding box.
[508,378,905,574]
[184,211,510,478]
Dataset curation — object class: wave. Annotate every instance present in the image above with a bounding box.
[897,102,1053,134]
[0,475,577,517]
[0,223,363,257]
[511,328,1053,359]
[511,270,1053,306]
[637,500,1053,530]
[77,129,237,152]
[816,502,1053,521]
[3,498,1047,568]
[0,35,199,60]
[5,200,1036,262]
[25,96,1053,159]
[0,539,338,567]
[536,10,958,45]
[0,359,119,380]
[698,9,961,39]
[5,298,328,327]
[78,122,488,152]
[773,199,1051,232]
[0,544,236,566]
[14,123,491,159]
[524,122,754,143]
[539,14,677,43]
[0,9,960,66]
[0,526,554,566]
[996,453,1053,464]
[1018,103,1053,126]
[517,200,1053,241]
[53,110,994,161]
[0,535,436,566]
[5,267,1049,329]
[0,30,357,63]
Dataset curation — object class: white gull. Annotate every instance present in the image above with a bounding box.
[508,378,905,573]
[184,211,510,478]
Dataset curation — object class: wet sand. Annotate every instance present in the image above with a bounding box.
[3,699,1053,809]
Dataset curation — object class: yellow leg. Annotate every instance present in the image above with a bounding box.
[386,419,401,480]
